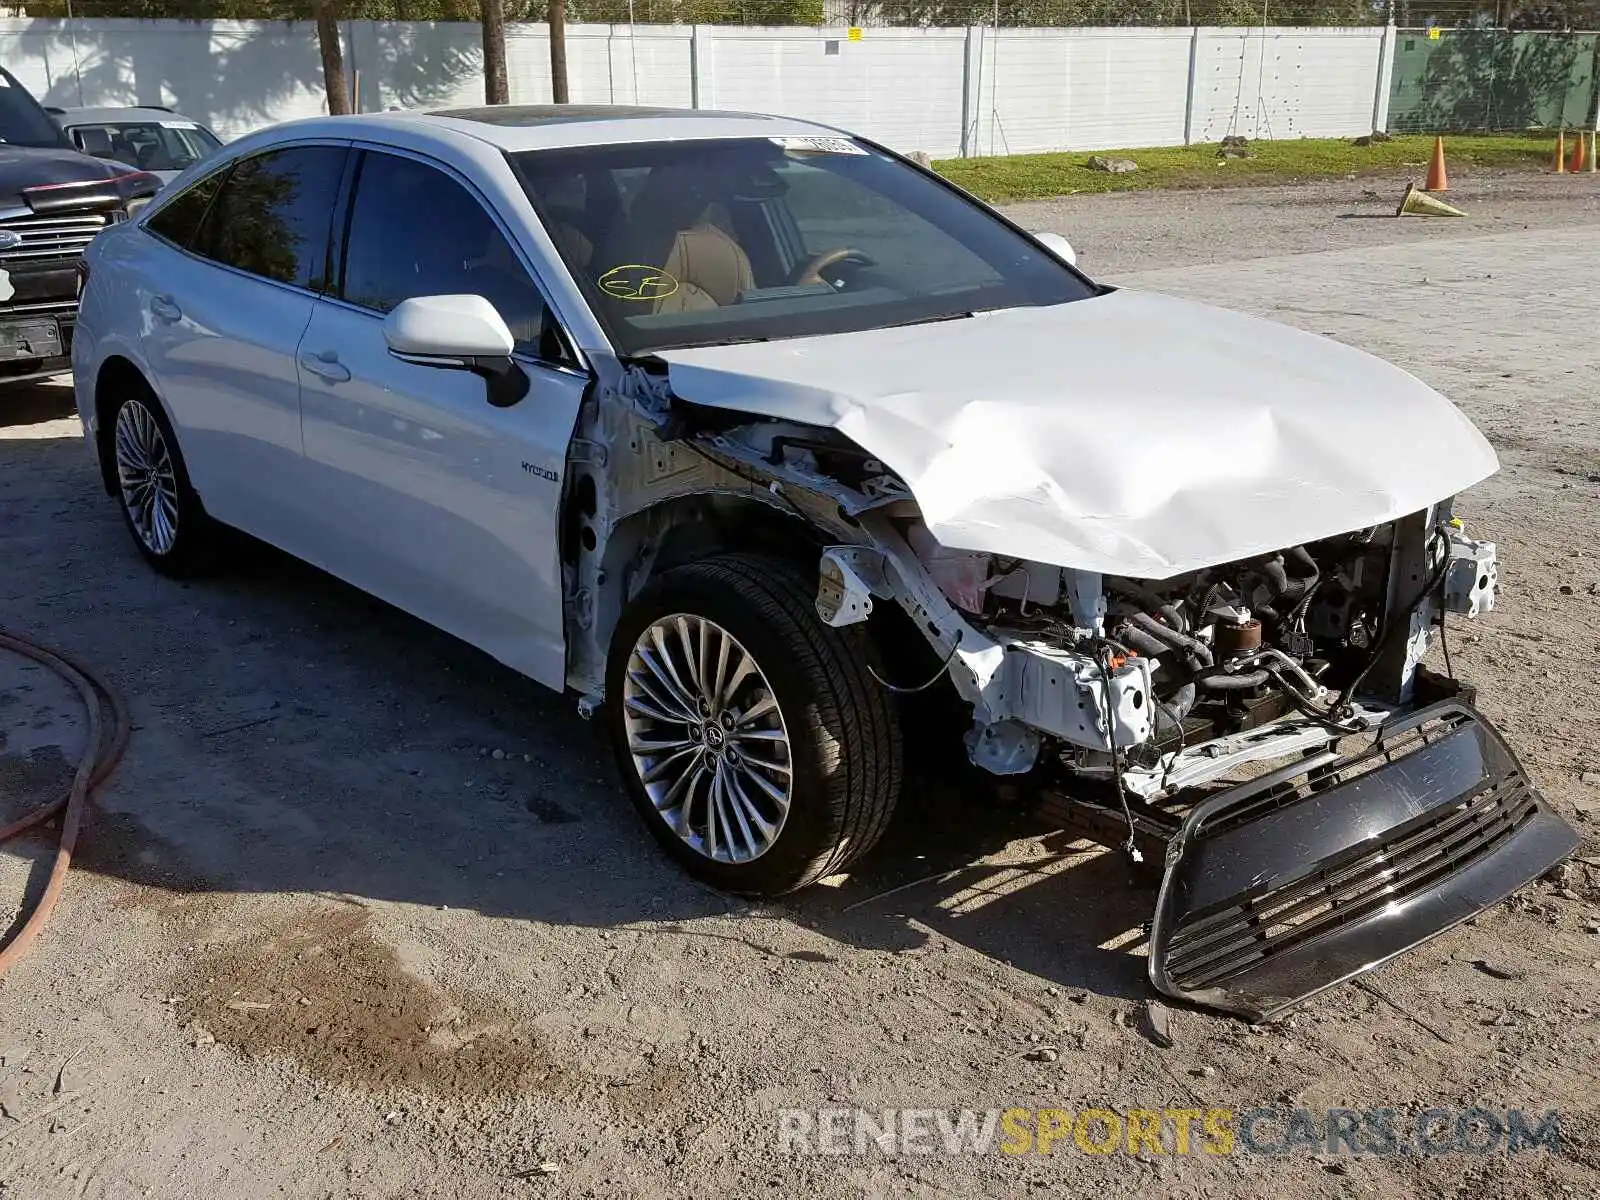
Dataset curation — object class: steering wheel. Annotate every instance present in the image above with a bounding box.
[792,247,875,288]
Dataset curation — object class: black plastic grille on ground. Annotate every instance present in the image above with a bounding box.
[1165,772,1537,993]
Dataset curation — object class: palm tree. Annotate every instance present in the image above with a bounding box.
[313,0,350,114]
[482,0,509,104]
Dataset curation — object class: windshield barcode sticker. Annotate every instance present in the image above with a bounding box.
[770,136,866,156]
[158,120,199,129]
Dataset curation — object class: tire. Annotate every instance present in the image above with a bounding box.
[104,381,216,576]
[606,553,902,895]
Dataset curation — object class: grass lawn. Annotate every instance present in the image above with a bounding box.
[934,133,1561,203]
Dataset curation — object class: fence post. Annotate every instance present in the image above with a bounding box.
[961,25,984,157]
[1183,25,1200,145]
[1371,21,1396,135]
[691,25,711,110]
[1589,34,1600,134]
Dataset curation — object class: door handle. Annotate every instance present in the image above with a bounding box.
[298,348,351,384]
[149,294,181,322]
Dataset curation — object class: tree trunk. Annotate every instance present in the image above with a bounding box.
[482,0,510,105]
[313,0,350,116]
[549,0,569,104]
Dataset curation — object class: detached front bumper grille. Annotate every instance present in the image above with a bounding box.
[1149,702,1577,1020]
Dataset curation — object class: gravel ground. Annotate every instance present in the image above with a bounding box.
[1009,169,1600,273]
[2,173,1599,1198]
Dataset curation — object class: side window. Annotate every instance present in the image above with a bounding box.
[339,150,564,361]
[144,167,228,249]
[193,145,346,290]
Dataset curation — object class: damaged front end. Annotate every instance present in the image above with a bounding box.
[572,352,1575,1019]
[691,417,1573,1018]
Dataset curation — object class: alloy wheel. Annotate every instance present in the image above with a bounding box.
[621,614,793,863]
[113,398,180,556]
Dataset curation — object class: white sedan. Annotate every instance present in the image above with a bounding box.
[73,105,1573,1018]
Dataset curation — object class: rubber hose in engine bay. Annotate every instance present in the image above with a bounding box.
[1125,610,1214,668]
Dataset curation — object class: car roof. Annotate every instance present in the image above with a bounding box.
[271,104,852,154]
[57,106,207,126]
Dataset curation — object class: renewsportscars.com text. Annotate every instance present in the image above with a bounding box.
[776,1106,1561,1158]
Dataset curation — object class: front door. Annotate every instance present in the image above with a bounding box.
[297,148,585,688]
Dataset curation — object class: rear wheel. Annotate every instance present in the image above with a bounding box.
[107,385,215,576]
[606,554,902,895]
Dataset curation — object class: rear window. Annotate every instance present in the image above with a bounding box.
[512,137,1092,356]
[145,167,227,248]
[192,145,347,290]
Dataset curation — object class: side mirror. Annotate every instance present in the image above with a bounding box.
[1030,230,1077,267]
[383,294,528,408]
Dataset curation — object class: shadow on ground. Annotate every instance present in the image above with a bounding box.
[0,401,1156,1005]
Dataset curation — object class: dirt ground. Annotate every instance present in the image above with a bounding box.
[3,172,1600,1199]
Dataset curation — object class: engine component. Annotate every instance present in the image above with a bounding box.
[1443,533,1497,618]
[1126,610,1213,667]
[815,546,879,627]
[966,719,1042,775]
[1002,637,1155,752]
[1213,617,1262,659]
[1063,569,1106,637]
[1198,667,1269,691]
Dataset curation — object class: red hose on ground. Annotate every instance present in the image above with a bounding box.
[0,630,130,979]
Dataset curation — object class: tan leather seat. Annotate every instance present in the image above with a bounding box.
[651,220,753,313]
[600,165,753,314]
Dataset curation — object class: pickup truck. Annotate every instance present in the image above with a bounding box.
[0,66,159,386]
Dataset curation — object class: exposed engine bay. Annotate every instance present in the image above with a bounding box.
[890,509,1499,790]
[753,423,1501,801]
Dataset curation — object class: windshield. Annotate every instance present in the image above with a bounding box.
[67,120,221,172]
[0,69,69,149]
[511,136,1093,355]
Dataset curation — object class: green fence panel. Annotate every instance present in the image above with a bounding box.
[1388,29,1598,133]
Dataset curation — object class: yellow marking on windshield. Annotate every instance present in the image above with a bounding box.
[598,264,679,301]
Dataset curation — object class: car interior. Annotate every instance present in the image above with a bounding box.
[529,152,861,320]
[71,123,205,172]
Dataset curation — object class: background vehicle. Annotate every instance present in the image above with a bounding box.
[0,70,159,385]
[71,106,1576,1020]
[52,106,224,183]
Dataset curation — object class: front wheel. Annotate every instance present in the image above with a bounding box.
[606,554,902,895]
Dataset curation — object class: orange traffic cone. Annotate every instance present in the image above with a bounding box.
[1553,130,1566,173]
[1571,131,1589,173]
[1425,136,1449,191]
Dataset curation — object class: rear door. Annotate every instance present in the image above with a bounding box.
[297,148,586,689]
[137,142,348,554]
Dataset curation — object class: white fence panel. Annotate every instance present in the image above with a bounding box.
[0,18,331,140]
[349,21,483,113]
[0,18,1393,158]
[1188,26,1386,143]
[702,27,969,158]
[979,27,1194,155]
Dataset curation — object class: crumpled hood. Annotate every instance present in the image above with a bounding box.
[655,290,1498,579]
